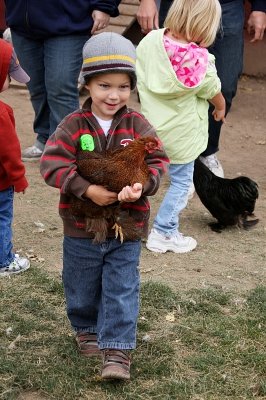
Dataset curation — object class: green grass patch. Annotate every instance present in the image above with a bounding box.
[0,268,265,399]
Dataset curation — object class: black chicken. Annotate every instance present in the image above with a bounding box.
[193,157,259,232]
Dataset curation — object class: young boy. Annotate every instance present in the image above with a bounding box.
[40,32,168,381]
[0,38,30,277]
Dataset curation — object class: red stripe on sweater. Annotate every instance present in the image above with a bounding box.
[68,111,93,120]
[75,222,86,228]
[149,167,159,176]
[109,128,135,136]
[59,203,71,209]
[124,112,146,120]
[136,221,145,227]
[41,155,76,163]
[156,157,170,172]
[46,139,76,153]
[71,128,103,141]
[55,167,69,188]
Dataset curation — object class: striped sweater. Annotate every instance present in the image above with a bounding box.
[40,98,169,239]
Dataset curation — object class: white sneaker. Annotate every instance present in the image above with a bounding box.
[146,229,197,254]
[0,254,30,277]
[22,145,43,161]
[199,154,224,178]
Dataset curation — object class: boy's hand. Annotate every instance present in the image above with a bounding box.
[84,184,117,206]
[91,10,110,34]
[118,183,143,202]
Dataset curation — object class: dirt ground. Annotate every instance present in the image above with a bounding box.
[3,75,265,293]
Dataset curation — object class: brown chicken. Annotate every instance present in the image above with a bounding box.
[70,136,162,243]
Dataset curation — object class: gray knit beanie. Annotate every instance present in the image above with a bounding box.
[80,32,137,89]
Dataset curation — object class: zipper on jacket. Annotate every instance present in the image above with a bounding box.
[82,106,128,152]
[106,108,129,151]
[83,114,105,152]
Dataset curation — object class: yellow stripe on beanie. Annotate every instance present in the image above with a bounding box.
[83,54,135,65]
[80,32,137,89]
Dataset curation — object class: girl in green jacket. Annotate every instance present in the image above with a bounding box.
[136,0,226,253]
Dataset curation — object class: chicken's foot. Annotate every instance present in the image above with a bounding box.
[112,223,124,243]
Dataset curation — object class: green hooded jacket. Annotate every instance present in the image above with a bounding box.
[136,29,221,164]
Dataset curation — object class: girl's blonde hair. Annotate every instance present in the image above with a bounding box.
[164,0,221,47]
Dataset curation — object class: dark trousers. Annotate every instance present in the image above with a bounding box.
[159,0,245,156]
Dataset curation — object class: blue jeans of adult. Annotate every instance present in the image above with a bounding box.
[0,187,15,267]
[63,236,141,350]
[159,0,245,156]
[11,32,89,147]
[153,162,194,236]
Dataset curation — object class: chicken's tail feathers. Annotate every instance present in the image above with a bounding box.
[85,218,109,243]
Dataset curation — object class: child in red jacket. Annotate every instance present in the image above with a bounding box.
[0,38,30,277]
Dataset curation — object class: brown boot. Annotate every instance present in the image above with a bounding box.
[76,332,101,357]
[101,349,131,380]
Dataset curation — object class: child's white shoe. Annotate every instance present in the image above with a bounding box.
[146,229,197,254]
[0,254,30,277]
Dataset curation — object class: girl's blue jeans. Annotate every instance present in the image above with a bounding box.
[63,236,142,350]
[153,162,194,236]
[0,187,15,267]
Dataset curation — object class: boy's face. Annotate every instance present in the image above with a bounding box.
[85,73,131,120]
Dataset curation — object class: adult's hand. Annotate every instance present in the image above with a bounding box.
[247,11,266,42]
[137,0,159,33]
[91,10,110,34]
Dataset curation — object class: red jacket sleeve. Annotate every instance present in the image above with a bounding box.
[0,103,28,192]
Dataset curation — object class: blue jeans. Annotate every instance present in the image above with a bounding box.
[159,0,245,156]
[0,187,15,267]
[11,32,89,146]
[153,162,194,236]
[63,236,141,350]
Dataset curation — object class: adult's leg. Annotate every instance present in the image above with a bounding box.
[11,32,50,147]
[44,35,89,135]
[159,0,173,27]
[202,0,245,157]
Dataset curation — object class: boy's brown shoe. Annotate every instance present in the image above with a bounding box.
[101,349,131,380]
[76,332,101,357]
